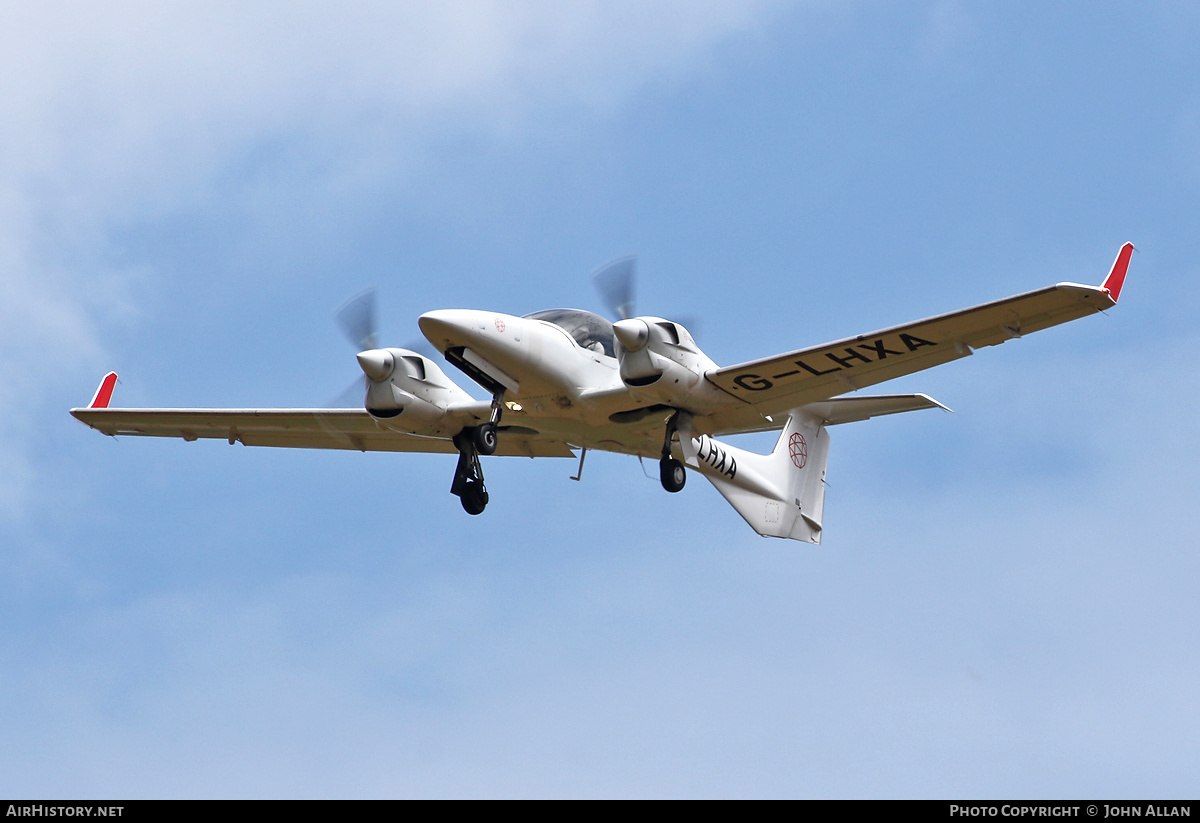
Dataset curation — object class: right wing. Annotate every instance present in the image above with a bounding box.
[71,406,574,458]
[705,243,1133,418]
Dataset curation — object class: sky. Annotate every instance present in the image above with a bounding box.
[1,0,1198,799]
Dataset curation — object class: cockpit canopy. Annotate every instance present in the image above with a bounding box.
[523,309,616,357]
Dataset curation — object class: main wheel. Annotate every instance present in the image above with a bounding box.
[474,422,498,455]
[660,458,686,493]
[460,480,489,515]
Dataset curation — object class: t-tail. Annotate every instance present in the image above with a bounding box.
[678,410,830,543]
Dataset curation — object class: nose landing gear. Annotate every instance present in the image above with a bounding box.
[473,422,497,455]
[472,390,505,456]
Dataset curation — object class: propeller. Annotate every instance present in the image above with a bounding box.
[328,288,380,408]
[328,286,445,408]
[327,375,368,409]
[592,255,637,321]
[335,287,380,352]
[591,254,700,341]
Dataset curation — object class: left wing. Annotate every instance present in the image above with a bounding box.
[71,381,574,458]
[705,243,1132,419]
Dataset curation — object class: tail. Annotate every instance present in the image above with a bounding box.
[681,409,830,543]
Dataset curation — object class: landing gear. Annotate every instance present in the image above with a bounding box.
[473,422,497,455]
[473,391,505,456]
[660,457,686,493]
[460,478,489,515]
[451,392,506,514]
[659,410,686,493]
[451,430,490,515]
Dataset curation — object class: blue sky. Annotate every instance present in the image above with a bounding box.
[2,1,1197,798]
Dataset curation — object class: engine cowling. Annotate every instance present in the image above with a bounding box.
[356,347,473,434]
[612,317,723,408]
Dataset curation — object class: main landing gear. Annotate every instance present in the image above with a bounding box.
[451,429,489,515]
[453,393,504,515]
[659,410,686,494]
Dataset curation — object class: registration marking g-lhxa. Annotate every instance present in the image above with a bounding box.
[730,333,938,392]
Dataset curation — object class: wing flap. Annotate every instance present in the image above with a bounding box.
[70,408,573,457]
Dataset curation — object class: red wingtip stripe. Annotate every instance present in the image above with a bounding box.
[89,372,118,409]
[1101,242,1134,302]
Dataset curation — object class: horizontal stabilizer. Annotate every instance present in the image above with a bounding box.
[803,393,950,425]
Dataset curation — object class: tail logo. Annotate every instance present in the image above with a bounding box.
[789,433,808,469]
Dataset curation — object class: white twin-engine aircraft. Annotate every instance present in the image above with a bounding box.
[72,244,1133,543]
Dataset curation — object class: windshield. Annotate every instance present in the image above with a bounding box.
[524,309,616,357]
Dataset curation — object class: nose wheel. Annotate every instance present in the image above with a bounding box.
[473,422,497,455]
[472,390,505,456]
[659,410,686,493]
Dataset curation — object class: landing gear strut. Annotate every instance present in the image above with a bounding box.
[473,390,505,456]
[454,392,506,514]
[659,410,686,493]
[452,430,489,515]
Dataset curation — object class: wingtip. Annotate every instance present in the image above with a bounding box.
[916,392,954,414]
[88,372,119,409]
[1100,242,1134,303]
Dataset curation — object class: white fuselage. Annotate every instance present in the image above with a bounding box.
[417,308,740,457]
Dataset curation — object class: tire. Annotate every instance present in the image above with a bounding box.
[660,458,686,493]
[474,422,498,455]
[460,480,489,515]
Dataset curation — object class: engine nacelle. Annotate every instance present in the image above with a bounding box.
[612,317,723,408]
[356,347,474,435]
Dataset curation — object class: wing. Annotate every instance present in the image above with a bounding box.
[705,243,1133,418]
[71,406,574,458]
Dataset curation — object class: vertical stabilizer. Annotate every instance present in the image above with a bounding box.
[683,410,830,544]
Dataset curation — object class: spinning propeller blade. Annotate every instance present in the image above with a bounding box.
[592,255,637,321]
[328,377,367,409]
[328,288,379,409]
[335,287,379,352]
[591,254,700,341]
[327,286,445,407]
